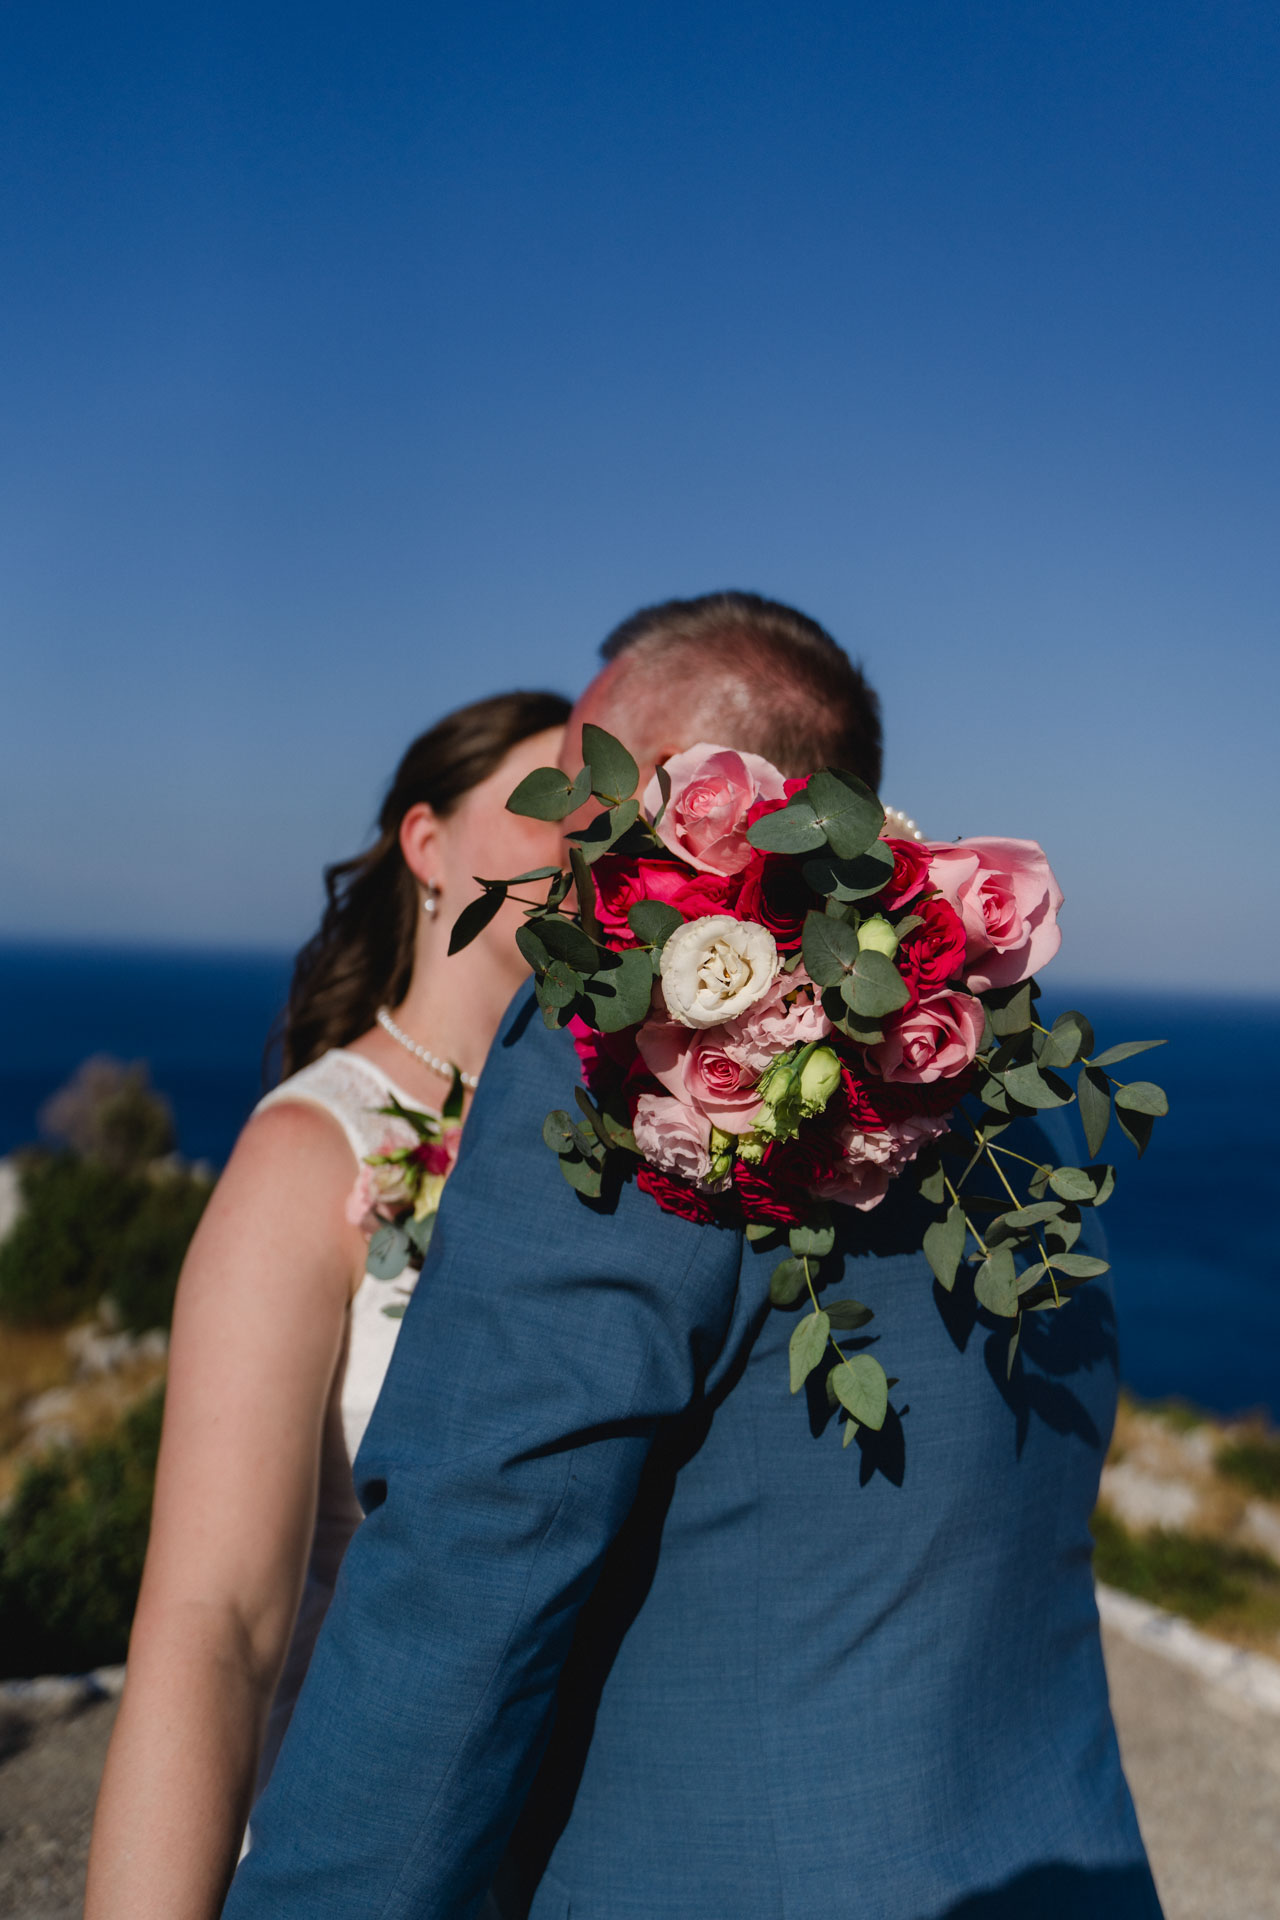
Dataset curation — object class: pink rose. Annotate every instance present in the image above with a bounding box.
[591,854,741,948]
[643,743,787,876]
[925,838,1064,992]
[637,1021,764,1135]
[719,966,831,1075]
[869,989,985,1084]
[632,1091,713,1183]
[343,1122,419,1227]
[811,1110,952,1211]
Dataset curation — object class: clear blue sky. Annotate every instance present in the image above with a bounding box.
[2,2,1276,991]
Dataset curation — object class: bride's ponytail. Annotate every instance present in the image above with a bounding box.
[275,689,570,1081]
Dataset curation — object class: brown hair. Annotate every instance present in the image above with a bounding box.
[600,590,883,788]
[276,689,570,1079]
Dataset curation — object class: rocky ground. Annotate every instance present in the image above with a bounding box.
[2,1624,1279,1920]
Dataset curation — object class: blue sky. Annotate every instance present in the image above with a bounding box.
[2,2,1276,990]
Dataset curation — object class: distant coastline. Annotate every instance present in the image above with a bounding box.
[2,939,1277,1422]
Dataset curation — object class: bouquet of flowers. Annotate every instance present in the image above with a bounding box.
[346,1078,465,1315]
[452,727,1168,1445]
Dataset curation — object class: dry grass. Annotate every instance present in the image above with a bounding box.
[0,1323,167,1506]
[0,1325,76,1449]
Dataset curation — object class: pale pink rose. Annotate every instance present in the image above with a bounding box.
[811,1109,952,1211]
[643,743,787,875]
[925,838,1064,992]
[632,1090,713,1183]
[869,989,985,1084]
[637,1021,764,1135]
[720,965,831,1073]
[344,1123,418,1227]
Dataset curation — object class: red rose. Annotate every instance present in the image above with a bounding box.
[879,837,933,909]
[591,855,741,948]
[637,1162,726,1225]
[732,1160,808,1228]
[896,894,968,1006]
[766,1126,847,1195]
[838,1063,965,1126]
[569,1017,641,1100]
[734,852,814,950]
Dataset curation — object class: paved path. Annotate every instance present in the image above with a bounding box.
[2,1630,1278,1918]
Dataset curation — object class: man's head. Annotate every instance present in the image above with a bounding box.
[566,590,883,797]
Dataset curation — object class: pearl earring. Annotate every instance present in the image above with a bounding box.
[423,882,440,918]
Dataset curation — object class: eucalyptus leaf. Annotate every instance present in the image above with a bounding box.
[406,1213,436,1258]
[1114,1081,1169,1116]
[923,1203,967,1291]
[1090,1039,1166,1068]
[1047,1167,1097,1203]
[769,1257,809,1307]
[381,1302,407,1320]
[581,723,639,803]
[844,947,910,1020]
[542,1110,577,1155]
[515,922,550,972]
[1078,1064,1112,1157]
[824,1298,874,1330]
[974,1247,1019,1317]
[800,840,896,902]
[585,945,654,1032]
[801,910,860,987]
[1047,1252,1110,1278]
[507,762,592,821]
[628,899,684,948]
[789,1214,835,1259]
[746,800,826,855]
[574,1086,614,1149]
[1040,1010,1095,1069]
[1002,1063,1074,1109]
[985,979,1034,1037]
[559,1154,604,1198]
[1000,1200,1066,1228]
[566,797,641,863]
[916,1153,945,1205]
[1115,1104,1156,1158]
[746,1220,780,1243]
[537,916,601,972]
[366,1223,411,1281]
[803,769,885,859]
[789,1310,831,1393]
[540,960,581,1008]
[1006,1320,1021,1377]
[570,847,604,942]
[830,1353,888,1430]
[1028,1162,1053,1199]
[447,885,507,955]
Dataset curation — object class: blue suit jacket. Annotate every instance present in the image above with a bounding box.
[225,992,1161,1920]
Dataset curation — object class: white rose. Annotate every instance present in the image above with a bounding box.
[659,915,780,1029]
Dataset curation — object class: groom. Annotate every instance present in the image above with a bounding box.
[226,593,1161,1919]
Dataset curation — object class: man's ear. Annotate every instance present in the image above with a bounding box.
[398,803,440,890]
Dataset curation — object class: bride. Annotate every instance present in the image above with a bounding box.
[85,689,569,1919]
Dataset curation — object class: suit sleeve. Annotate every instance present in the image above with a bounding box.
[223,993,744,1919]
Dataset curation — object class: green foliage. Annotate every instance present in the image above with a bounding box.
[0,1154,209,1332]
[39,1056,174,1174]
[1090,1509,1280,1627]
[1216,1437,1280,1502]
[0,1390,163,1678]
[109,1175,211,1332]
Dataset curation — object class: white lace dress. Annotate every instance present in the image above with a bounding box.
[249,1047,429,1795]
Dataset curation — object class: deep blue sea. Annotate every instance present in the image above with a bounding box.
[1,941,1276,1420]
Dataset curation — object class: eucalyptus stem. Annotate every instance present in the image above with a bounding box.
[803,1253,864,1398]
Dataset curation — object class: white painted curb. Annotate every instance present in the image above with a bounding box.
[1098,1582,1280,1718]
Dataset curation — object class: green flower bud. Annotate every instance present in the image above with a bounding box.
[708,1126,735,1184]
[757,1048,801,1111]
[736,1130,767,1165]
[857,914,900,959]
[797,1044,842,1116]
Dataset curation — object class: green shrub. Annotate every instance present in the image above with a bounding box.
[0,1154,210,1332]
[110,1175,211,1333]
[1091,1508,1280,1624]
[0,1156,148,1326]
[1216,1437,1280,1503]
[0,1390,163,1677]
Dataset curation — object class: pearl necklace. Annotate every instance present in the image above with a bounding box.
[883,806,925,843]
[376,1008,479,1091]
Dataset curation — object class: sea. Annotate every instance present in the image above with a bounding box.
[0,940,1276,1421]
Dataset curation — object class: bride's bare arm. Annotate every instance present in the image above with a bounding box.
[84,1100,368,1920]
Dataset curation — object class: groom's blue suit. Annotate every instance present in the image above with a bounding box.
[225,991,1161,1920]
